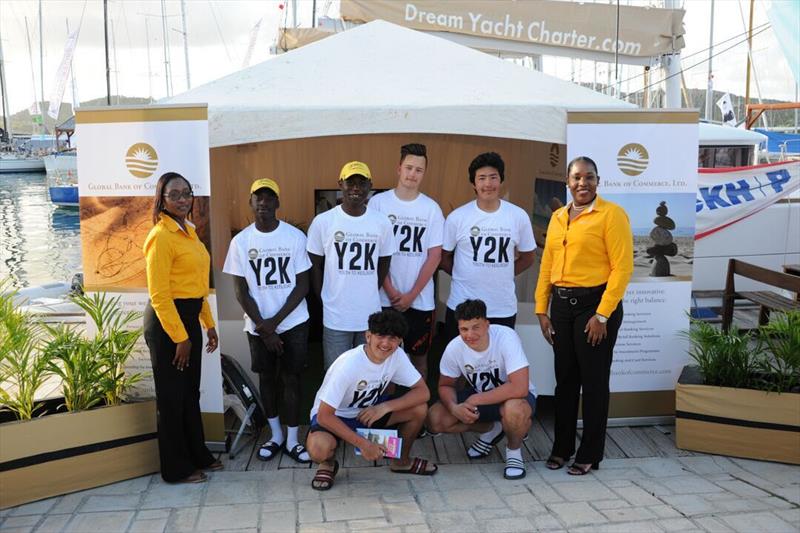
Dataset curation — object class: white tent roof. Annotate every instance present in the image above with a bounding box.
[699,122,767,146]
[168,20,634,148]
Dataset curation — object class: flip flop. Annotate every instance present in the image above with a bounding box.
[390,457,438,476]
[174,471,207,484]
[257,441,282,462]
[311,460,340,491]
[567,462,599,476]
[467,431,505,459]
[204,460,224,472]
[504,457,526,480]
[284,443,312,464]
[545,455,566,470]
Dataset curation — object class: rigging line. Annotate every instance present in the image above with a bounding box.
[119,0,134,51]
[622,24,772,102]
[208,1,232,63]
[613,21,770,88]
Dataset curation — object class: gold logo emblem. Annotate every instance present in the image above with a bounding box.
[125,143,159,178]
[617,143,649,176]
[549,144,560,168]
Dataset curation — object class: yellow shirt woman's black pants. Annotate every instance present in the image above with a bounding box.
[549,285,623,466]
[144,297,216,482]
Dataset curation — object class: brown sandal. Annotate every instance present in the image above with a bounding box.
[546,455,566,470]
[390,457,438,476]
[174,470,207,484]
[567,462,599,476]
[204,460,224,472]
[311,460,339,491]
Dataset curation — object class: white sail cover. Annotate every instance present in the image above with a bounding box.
[167,20,633,148]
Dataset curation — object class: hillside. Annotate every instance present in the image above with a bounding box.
[3,96,154,135]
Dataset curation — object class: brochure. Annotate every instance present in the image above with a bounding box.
[354,428,403,459]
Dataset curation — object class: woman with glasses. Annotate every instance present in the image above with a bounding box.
[534,157,633,476]
[143,172,221,483]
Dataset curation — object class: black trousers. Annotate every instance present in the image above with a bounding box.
[144,298,215,482]
[550,288,623,465]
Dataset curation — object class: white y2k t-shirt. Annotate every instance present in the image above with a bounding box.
[368,190,445,311]
[310,344,421,420]
[306,205,394,331]
[222,221,311,334]
[440,324,536,396]
[443,200,536,317]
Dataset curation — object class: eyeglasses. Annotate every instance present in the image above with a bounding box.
[163,190,193,201]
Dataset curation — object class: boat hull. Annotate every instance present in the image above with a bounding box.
[0,157,45,173]
[44,153,79,207]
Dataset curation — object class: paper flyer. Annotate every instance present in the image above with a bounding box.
[354,428,403,459]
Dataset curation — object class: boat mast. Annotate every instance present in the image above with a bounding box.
[0,29,11,141]
[180,0,191,90]
[145,18,153,101]
[744,0,754,109]
[104,0,111,105]
[39,0,45,133]
[160,0,173,97]
[704,0,715,120]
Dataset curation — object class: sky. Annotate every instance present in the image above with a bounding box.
[0,0,796,118]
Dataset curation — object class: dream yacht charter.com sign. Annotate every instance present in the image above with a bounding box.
[341,0,686,58]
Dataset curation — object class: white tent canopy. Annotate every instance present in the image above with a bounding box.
[168,20,633,148]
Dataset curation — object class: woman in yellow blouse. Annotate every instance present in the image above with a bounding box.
[143,172,221,483]
[535,157,633,476]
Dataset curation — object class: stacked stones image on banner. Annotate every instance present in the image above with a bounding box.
[603,192,695,281]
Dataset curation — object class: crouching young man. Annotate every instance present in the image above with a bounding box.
[306,310,438,490]
[426,299,536,480]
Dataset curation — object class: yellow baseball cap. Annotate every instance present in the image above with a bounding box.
[250,178,280,197]
[339,161,372,182]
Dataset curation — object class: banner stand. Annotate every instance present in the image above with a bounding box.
[76,104,226,449]
[567,109,699,421]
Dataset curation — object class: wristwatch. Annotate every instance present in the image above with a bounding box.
[595,313,608,324]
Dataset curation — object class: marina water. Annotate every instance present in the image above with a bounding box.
[0,172,81,289]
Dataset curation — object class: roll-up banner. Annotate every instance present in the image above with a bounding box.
[75,105,225,445]
[567,110,698,418]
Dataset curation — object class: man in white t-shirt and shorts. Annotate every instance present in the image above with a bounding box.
[307,161,394,368]
[306,310,438,490]
[427,299,536,480]
[369,143,444,380]
[440,152,536,341]
[222,178,312,464]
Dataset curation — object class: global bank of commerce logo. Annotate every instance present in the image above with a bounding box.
[616,143,649,176]
[125,143,159,178]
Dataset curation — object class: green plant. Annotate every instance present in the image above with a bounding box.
[45,324,106,411]
[71,292,144,406]
[0,281,50,420]
[683,319,762,389]
[756,311,800,392]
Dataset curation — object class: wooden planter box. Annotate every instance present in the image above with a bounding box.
[675,366,800,464]
[0,400,159,509]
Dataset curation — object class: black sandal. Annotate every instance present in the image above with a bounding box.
[257,441,281,461]
[545,455,566,470]
[567,462,599,475]
[284,443,312,464]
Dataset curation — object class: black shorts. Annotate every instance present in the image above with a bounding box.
[456,389,537,423]
[383,307,435,357]
[246,320,309,375]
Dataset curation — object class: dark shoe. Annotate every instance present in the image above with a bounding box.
[545,455,566,470]
[257,440,282,461]
[390,457,438,476]
[284,443,312,464]
[567,462,599,476]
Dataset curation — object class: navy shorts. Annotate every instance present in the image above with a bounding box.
[456,389,537,423]
[308,395,394,440]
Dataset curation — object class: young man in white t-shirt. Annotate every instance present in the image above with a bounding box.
[369,143,444,380]
[307,161,394,369]
[306,310,438,491]
[440,152,536,341]
[427,299,537,480]
[222,178,312,464]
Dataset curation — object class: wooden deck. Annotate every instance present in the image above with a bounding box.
[218,402,696,472]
